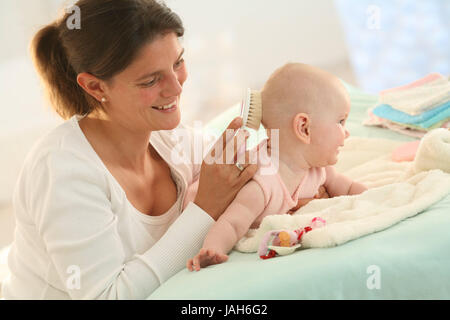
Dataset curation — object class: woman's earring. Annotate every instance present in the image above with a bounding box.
[101,97,107,103]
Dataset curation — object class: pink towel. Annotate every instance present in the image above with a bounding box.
[378,73,450,116]
[391,140,421,162]
[380,73,445,96]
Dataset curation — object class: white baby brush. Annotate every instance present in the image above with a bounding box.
[238,88,267,152]
[240,88,262,130]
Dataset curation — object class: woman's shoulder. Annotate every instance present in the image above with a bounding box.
[15,117,110,208]
[22,116,103,173]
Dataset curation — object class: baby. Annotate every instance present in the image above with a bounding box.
[187,63,367,271]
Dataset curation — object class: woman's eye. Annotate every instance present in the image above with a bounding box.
[141,78,158,87]
[174,58,184,69]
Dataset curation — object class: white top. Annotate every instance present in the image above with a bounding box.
[2,115,215,299]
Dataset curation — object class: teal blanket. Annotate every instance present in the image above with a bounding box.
[148,84,450,299]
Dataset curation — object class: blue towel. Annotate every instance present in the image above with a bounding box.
[372,101,450,129]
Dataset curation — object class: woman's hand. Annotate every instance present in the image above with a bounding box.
[194,117,259,220]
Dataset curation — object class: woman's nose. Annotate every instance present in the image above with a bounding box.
[162,72,182,98]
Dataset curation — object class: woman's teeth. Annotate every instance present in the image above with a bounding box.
[152,101,176,110]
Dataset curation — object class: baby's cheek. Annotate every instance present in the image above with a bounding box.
[334,127,346,145]
[340,125,348,137]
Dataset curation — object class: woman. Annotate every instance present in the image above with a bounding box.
[2,0,258,299]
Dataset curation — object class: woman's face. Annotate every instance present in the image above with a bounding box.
[104,32,187,132]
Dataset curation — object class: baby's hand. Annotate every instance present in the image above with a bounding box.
[288,185,329,214]
[316,185,330,199]
[187,248,229,271]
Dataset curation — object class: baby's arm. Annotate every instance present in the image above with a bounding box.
[187,181,265,271]
[324,166,367,197]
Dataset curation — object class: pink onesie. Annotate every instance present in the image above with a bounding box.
[249,166,326,227]
[182,152,326,228]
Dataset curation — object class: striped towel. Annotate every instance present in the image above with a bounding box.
[379,73,450,116]
[372,101,450,129]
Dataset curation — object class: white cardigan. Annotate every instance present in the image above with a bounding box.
[2,115,215,299]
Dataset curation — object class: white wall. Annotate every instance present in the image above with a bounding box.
[0,0,65,62]
[167,0,356,124]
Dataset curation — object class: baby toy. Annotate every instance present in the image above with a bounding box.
[258,217,326,259]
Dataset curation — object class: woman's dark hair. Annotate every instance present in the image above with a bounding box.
[31,0,184,119]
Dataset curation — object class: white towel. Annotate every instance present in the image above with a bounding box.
[413,128,450,174]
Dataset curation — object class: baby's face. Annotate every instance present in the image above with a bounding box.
[261,63,351,168]
[306,86,351,167]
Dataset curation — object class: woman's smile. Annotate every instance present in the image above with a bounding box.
[151,100,178,113]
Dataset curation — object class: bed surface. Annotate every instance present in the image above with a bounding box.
[148,84,450,299]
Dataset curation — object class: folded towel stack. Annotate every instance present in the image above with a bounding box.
[363,73,450,138]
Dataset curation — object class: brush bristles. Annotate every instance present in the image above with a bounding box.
[246,90,262,130]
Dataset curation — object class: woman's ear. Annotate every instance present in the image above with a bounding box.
[293,113,311,144]
[76,72,108,103]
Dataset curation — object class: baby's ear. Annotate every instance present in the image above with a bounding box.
[293,113,311,144]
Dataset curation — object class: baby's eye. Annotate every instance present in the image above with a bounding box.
[339,119,346,125]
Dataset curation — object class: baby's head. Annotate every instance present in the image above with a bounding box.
[261,63,351,167]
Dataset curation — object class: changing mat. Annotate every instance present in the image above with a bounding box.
[149,131,450,299]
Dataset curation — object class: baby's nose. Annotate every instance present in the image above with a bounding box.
[345,128,350,139]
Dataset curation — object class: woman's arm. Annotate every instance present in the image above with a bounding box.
[28,149,214,300]
[23,118,257,299]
